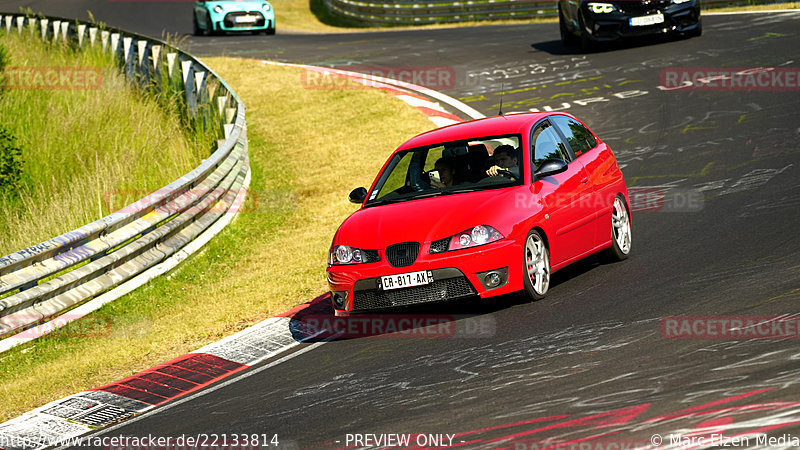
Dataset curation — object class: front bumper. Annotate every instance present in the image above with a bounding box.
[211,10,274,31]
[327,239,521,314]
[581,2,699,41]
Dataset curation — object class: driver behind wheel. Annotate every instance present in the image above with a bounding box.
[430,158,457,188]
[486,145,519,178]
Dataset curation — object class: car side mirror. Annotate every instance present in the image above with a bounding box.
[348,187,368,204]
[534,158,568,178]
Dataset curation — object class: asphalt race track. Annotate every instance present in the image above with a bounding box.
[2,1,800,448]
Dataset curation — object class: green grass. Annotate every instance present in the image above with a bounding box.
[0,31,212,256]
[0,58,434,422]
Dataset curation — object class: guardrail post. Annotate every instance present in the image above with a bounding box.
[60,21,69,42]
[195,71,207,105]
[181,59,198,117]
[151,45,162,80]
[77,24,86,47]
[52,20,60,43]
[194,70,212,133]
[224,106,236,138]
[4,16,11,33]
[167,52,178,80]
[136,39,152,87]
[217,94,230,118]
[40,19,48,40]
[15,16,23,34]
[137,40,147,68]
[122,36,134,79]
[110,32,120,58]
[28,17,36,36]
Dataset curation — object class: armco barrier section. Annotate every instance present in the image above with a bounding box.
[323,0,778,25]
[0,14,249,342]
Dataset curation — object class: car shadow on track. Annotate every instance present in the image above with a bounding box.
[287,256,610,342]
[531,34,694,55]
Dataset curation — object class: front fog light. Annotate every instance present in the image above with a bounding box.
[213,5,224,13]
[478,267,509,290]
[332,291,347,309]
[485,272,501,288]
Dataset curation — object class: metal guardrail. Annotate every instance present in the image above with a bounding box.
[0,14,249,343]
[323,0,784,25]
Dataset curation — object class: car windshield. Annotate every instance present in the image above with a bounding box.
[365,134,523,207]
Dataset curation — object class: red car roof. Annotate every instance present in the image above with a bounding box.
[397,112,552,151]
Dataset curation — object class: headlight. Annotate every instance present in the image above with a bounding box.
[430,225,504,254]
[213,5,224,13]
[672,0,691,3]
[588,2,616,13]
[330,245,365,265]
[262,3,272,11]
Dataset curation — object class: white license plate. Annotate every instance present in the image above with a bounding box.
[381,271,431,290]
[629,13,664,26]
[235,16,258,23]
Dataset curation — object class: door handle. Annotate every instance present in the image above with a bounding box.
[581,177,589,184]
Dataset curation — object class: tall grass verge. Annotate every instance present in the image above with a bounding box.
[0,30,209,256]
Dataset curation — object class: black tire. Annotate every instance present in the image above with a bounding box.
[603,195,632,262]
[689,18,702,37]
[559,8,578,46]
[266,26,275,35]
[208,18,220,36]
[193,15,203,36]
[577,14,596,52]
[522,230,551,301]
[580,32,595,52]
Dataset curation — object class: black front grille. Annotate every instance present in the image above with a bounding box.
[361,249,380,263]
[429,237,450,254]
[616,0,669,15]
[386,242,420,267]
[353,277,476,311]
[224,11,266,28]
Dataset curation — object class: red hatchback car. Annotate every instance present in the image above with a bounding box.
[327,112,631,316]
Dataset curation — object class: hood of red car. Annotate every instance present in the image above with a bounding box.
[333,187,523,248]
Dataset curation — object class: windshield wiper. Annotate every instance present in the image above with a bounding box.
[366,190,446,207]
[367,186,491,207]
[441,187,487,194]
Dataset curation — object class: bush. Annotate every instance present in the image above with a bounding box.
[0,126,24,199]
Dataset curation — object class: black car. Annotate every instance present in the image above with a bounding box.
[559,0,702,50]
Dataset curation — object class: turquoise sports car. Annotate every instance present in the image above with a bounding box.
[193,0,275,35]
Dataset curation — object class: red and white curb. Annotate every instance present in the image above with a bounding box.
[263,61,486,125]
[0,314,317,450]
[0,64,483,450]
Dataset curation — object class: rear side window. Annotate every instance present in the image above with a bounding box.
[551,115,597,157]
